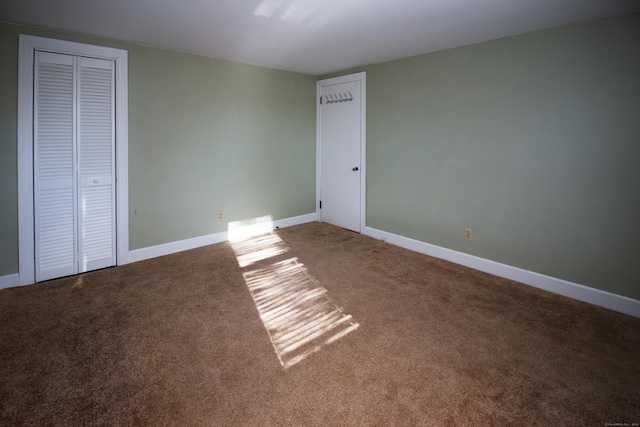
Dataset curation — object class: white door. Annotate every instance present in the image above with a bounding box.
[317,72,366,233]
[34,51,116,282]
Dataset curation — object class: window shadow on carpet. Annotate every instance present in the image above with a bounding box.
[229,217,359,369]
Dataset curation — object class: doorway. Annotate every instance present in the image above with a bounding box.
[18,35,129,285]
[316,72,366,233]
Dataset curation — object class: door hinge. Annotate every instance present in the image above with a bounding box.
[320,96,322,105]
[319,200,322,209]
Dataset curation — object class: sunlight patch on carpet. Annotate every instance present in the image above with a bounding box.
[229,217,359,369]
[229,216,288,267]
[243,257,359,369]
[230,232,288,268]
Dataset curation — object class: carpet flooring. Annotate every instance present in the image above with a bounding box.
[1,222,639,426]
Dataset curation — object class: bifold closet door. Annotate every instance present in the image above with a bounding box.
[77,56,116,274]
[34,51,115,282]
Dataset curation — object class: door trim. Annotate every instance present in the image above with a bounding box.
[18,35,129,285]
[316,72,367,233]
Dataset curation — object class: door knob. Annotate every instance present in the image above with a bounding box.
[352,167,359,171]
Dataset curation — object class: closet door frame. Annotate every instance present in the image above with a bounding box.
[18,35,129,286]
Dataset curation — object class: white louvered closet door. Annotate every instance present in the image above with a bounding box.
[34,52,115,282]
[34,52,77,281]
[77,57,116,273]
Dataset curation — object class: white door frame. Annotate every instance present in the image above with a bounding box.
[17,35,129,285]
[316,72,367,233]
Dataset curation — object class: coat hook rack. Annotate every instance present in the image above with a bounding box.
[325,91,354,104]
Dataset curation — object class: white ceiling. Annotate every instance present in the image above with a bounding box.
[1,0,638,75]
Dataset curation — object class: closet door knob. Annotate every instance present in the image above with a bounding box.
[352,167,359,171]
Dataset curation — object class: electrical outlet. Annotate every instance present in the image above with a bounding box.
[464,228,472,241]
[217,211,224,221]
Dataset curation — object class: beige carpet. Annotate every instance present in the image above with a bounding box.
[1,222,638,426]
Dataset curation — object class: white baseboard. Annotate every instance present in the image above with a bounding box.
[127,230,229,264]
[364,227,640,318]
[0,273,20,291]
[274,213,318,229]
[127,213,317,264]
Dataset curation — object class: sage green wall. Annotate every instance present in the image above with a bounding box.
[361,12,640,299]
[0,22,316,276]
[127,46,315,248]
[0,24,19,277]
